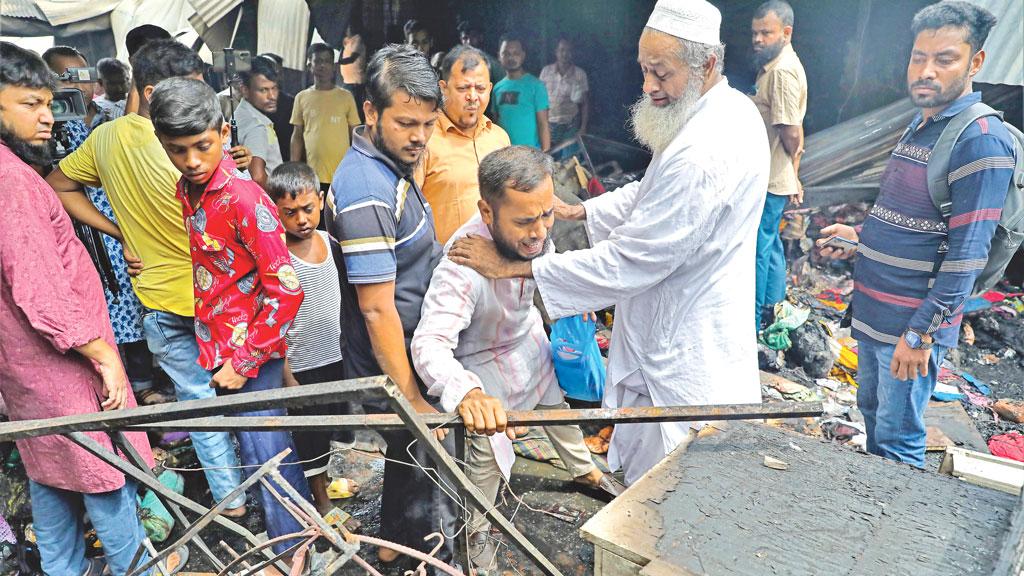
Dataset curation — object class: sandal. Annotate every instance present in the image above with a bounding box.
[135,388,174,406]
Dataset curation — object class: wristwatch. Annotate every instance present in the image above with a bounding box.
[903,329,933,350]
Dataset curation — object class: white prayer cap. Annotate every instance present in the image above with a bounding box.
[645,0,722,46]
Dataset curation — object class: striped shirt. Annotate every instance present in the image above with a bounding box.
[329,126,442,379]
[285,231,343,372]
[852,92,1016,348]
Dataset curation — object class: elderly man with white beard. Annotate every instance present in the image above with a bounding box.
[450,0,770,485]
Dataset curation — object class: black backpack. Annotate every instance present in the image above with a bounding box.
[924,102,1024,294]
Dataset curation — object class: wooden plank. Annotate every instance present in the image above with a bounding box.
[594,546,644,576]
[925,400,990,453]
[942,447,1024,496]
[0,376,387,442]
[993,492,1024,576]
[119,402,824,433]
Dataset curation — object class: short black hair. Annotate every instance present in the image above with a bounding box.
[41,46,87,70]
[307,42,334,62]
[126,24,172,57]
[754,0,795,27]
[499,34,524,49]
[239,56,278,89]
[0,41,56,92]
[403,19,429,38]
[440,45,487,81]
[150,77,223,138]
[96,57,129,80]
[258,52,284,67]
[267,162,320,201]
[365,43,442,112]
[911,1,997,54]
[129,39,204,94]
[457,20,480,35]
[478,146,554,206]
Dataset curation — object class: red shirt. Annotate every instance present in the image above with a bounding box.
[176,157,303,377]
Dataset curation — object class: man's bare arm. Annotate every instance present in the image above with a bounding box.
[46,167,123,241]
[537,109,551,152]
[777,124,804,179]
[290,126,306,163]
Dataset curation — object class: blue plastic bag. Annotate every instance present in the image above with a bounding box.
[550,316,606,402]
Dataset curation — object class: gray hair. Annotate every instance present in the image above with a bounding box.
[678,37,725,75]
[150,77,223,137]
[267,162,319,201]
[366,43,442,112]
[478,146,554,205]
[754,0,795,27]
[440,44,488,82]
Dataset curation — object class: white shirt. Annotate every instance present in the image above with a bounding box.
[412,214,562,414]
[539,64,588,124]
[412,215,564,478]
[532,78,769,476]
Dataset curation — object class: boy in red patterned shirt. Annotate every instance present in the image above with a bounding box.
[150,77,312,558]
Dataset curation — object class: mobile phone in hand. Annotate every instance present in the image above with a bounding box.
[821,235,859,250]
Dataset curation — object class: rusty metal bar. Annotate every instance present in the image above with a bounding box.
[0,376,388,442]
[127,450,292,576]
[112,431,225,571]
[380,379,565,576]
[121,402,824,432]
[65,432,283,566]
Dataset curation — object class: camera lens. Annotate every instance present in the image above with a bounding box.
[51,99,70,114]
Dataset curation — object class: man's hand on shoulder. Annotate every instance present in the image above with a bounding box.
[554,195,586,221]
[449,234,531,279]
[458,388,512,438]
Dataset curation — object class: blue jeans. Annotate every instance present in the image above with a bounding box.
[30,480,149,575]
[755,192,789,327]
[223,359,312,555]
[856,339,947,468]
[142,310,244,508]
[550,120,580,160]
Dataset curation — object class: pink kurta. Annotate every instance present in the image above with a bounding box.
[0,143,153,493]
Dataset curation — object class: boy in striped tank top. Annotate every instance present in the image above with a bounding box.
[269,162,358,515]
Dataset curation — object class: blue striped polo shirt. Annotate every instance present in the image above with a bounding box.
[329,126,442,378]
[852,91,1016,348]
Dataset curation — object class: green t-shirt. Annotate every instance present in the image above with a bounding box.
[492,74,549,149]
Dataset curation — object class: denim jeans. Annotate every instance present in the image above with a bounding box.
[550,120,580,160]
[120,340,154,393]
[221,359,312,555]
[856,339,947,468]
[755,192,789,327]
[30,480,149,576]
[141,310,244,508]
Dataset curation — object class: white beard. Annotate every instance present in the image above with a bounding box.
[628,75,703,154]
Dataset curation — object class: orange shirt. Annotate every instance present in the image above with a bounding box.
[416,113,510,244]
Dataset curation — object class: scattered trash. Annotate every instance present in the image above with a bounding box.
[762,455,789,471]
[761,301,811,351]
[785,320,838,379]
[992,399,1024,424]
[988,432,1024,463]
[962,322,976,346]
[327,477,358,499]
[932,382,967,402]
[544,504,583,523]
[979,353,1001,365]
[584,426,613,455]
[820,418,865,444]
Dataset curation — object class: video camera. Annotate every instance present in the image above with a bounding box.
[51,67,98,122]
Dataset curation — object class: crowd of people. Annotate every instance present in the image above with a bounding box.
[0,0,1017,574]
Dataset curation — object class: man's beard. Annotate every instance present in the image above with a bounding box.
[908,69,969,109]
[372,122,418,177]
[752,39,785,69]
[1,120,52,166]
[492,224,551,262]
[628,72,703,154]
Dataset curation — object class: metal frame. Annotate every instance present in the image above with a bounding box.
[0,376,823,575]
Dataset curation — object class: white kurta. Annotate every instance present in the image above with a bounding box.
[533,78,770,484]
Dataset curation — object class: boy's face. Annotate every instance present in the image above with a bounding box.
[275,188,323,241]
[157,123,229,187]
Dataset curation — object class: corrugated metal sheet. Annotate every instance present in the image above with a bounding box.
[257,0,309,70]
[32,0,120,26]
[187,0,241,28]
[0,0,46,20]
[973,0,1024,86]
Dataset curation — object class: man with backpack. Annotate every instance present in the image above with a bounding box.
[818,0,1021,468]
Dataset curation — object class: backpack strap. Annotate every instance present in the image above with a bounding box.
[926,101,1004,220]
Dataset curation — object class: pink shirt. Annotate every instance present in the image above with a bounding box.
[0,143,152,493]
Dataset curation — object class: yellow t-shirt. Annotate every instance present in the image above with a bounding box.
[59,114,194,317]
[415,114,511,244]
[290,86,361,184]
